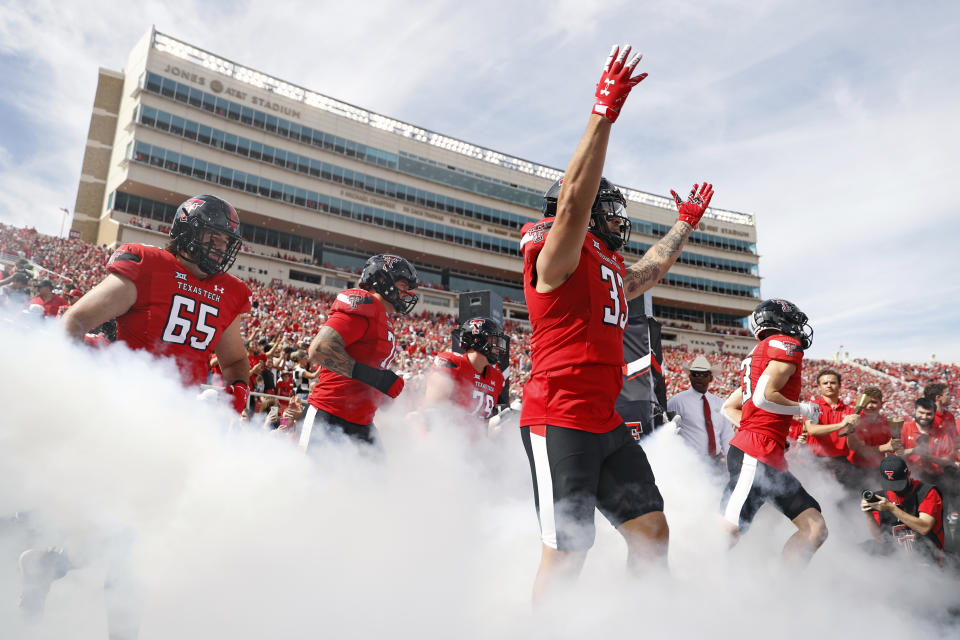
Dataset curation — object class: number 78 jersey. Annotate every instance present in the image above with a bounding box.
[433,351,505,419]
[106,243,251,386]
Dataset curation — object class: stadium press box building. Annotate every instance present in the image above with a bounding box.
[71,27,761,355]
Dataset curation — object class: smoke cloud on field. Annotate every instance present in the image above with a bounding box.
[1,319,957,639]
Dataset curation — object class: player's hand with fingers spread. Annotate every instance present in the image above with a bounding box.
[593,44,647,123]
[671,182,714,229]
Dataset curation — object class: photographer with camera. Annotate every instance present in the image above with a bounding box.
[861,456,944,565]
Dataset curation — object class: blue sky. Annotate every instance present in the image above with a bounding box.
[1,0,958,361]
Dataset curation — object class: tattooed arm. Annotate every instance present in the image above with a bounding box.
[307,324,404,397]
[622,221,692,300]
[307,325,355,377]
[623,182,714,300]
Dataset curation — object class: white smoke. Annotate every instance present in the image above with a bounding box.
[0,316,957,639]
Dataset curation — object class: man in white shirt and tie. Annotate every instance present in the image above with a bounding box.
[667,355,734,468]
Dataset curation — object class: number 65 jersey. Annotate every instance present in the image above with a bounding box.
[729,334,804,470]
[519,219,628,433]
[106,243,251,386]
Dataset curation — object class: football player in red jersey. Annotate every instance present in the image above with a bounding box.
[720,299,827,567]
[518,43,715,603]
[423,317,507,434]
[62,194,252,412]
[37,195,250,639]
[301,254,418,449]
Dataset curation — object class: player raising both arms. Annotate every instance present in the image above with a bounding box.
[301,254,418,449]
[519,43,714,603]
[720,299,826,566]
[63,194,252,410]
[423,316,506,436]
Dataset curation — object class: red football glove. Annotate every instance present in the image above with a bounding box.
[671,182,714,229]
[593,44,647,123]
[225,381,250,414]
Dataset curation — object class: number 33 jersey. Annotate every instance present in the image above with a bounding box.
[308,288,397,425]
[433,351,505,419]
[519,219,628,433]
[106,243,251,386]
[729,334,804,470]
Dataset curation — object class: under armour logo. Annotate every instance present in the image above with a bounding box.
[174,271,188,281]
[213,285,224,294]
[600,79,615,96]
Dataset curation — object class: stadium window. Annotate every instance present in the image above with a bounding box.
[197,125,212,145]
[184,120,198,141]
[277,119,290,138]
[218,167,233,187]
[201,92,216,113]
[160,77,176,98]
[227,102,242,121]
[261,145,274,164]
[240,106,254,125]
[169,115,185,136]
[265,114,278,133]
[155,110,171,131]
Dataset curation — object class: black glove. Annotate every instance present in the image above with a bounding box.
[351,362,404,398]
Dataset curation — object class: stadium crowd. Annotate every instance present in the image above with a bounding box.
[3,222,955,419]
[4,224,958,545]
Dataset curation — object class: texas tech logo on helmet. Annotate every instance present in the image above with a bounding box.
[467,318,485,334]
[884,470,896,480]
[381,255,402,268]
[182,198,205,214]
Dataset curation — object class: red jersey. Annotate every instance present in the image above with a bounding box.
[307,289,397,425]
[519,220,628,432]
[846,412,892,468]
[934,409,957,439]
[433,351,505,419]
[901,420,957,476]
[106,243,251,386]
[729,335,804,470]
[805,397,852,458]
[29,294,68,317]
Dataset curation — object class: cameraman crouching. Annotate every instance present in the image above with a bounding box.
[861,456,944,566]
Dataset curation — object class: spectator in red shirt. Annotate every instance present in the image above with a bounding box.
[802,368,858,486]
[900,398,958,507]
[924,382,957,440]
[845,386,894,488]
[861,456,944,566]
[28,279,68,317]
